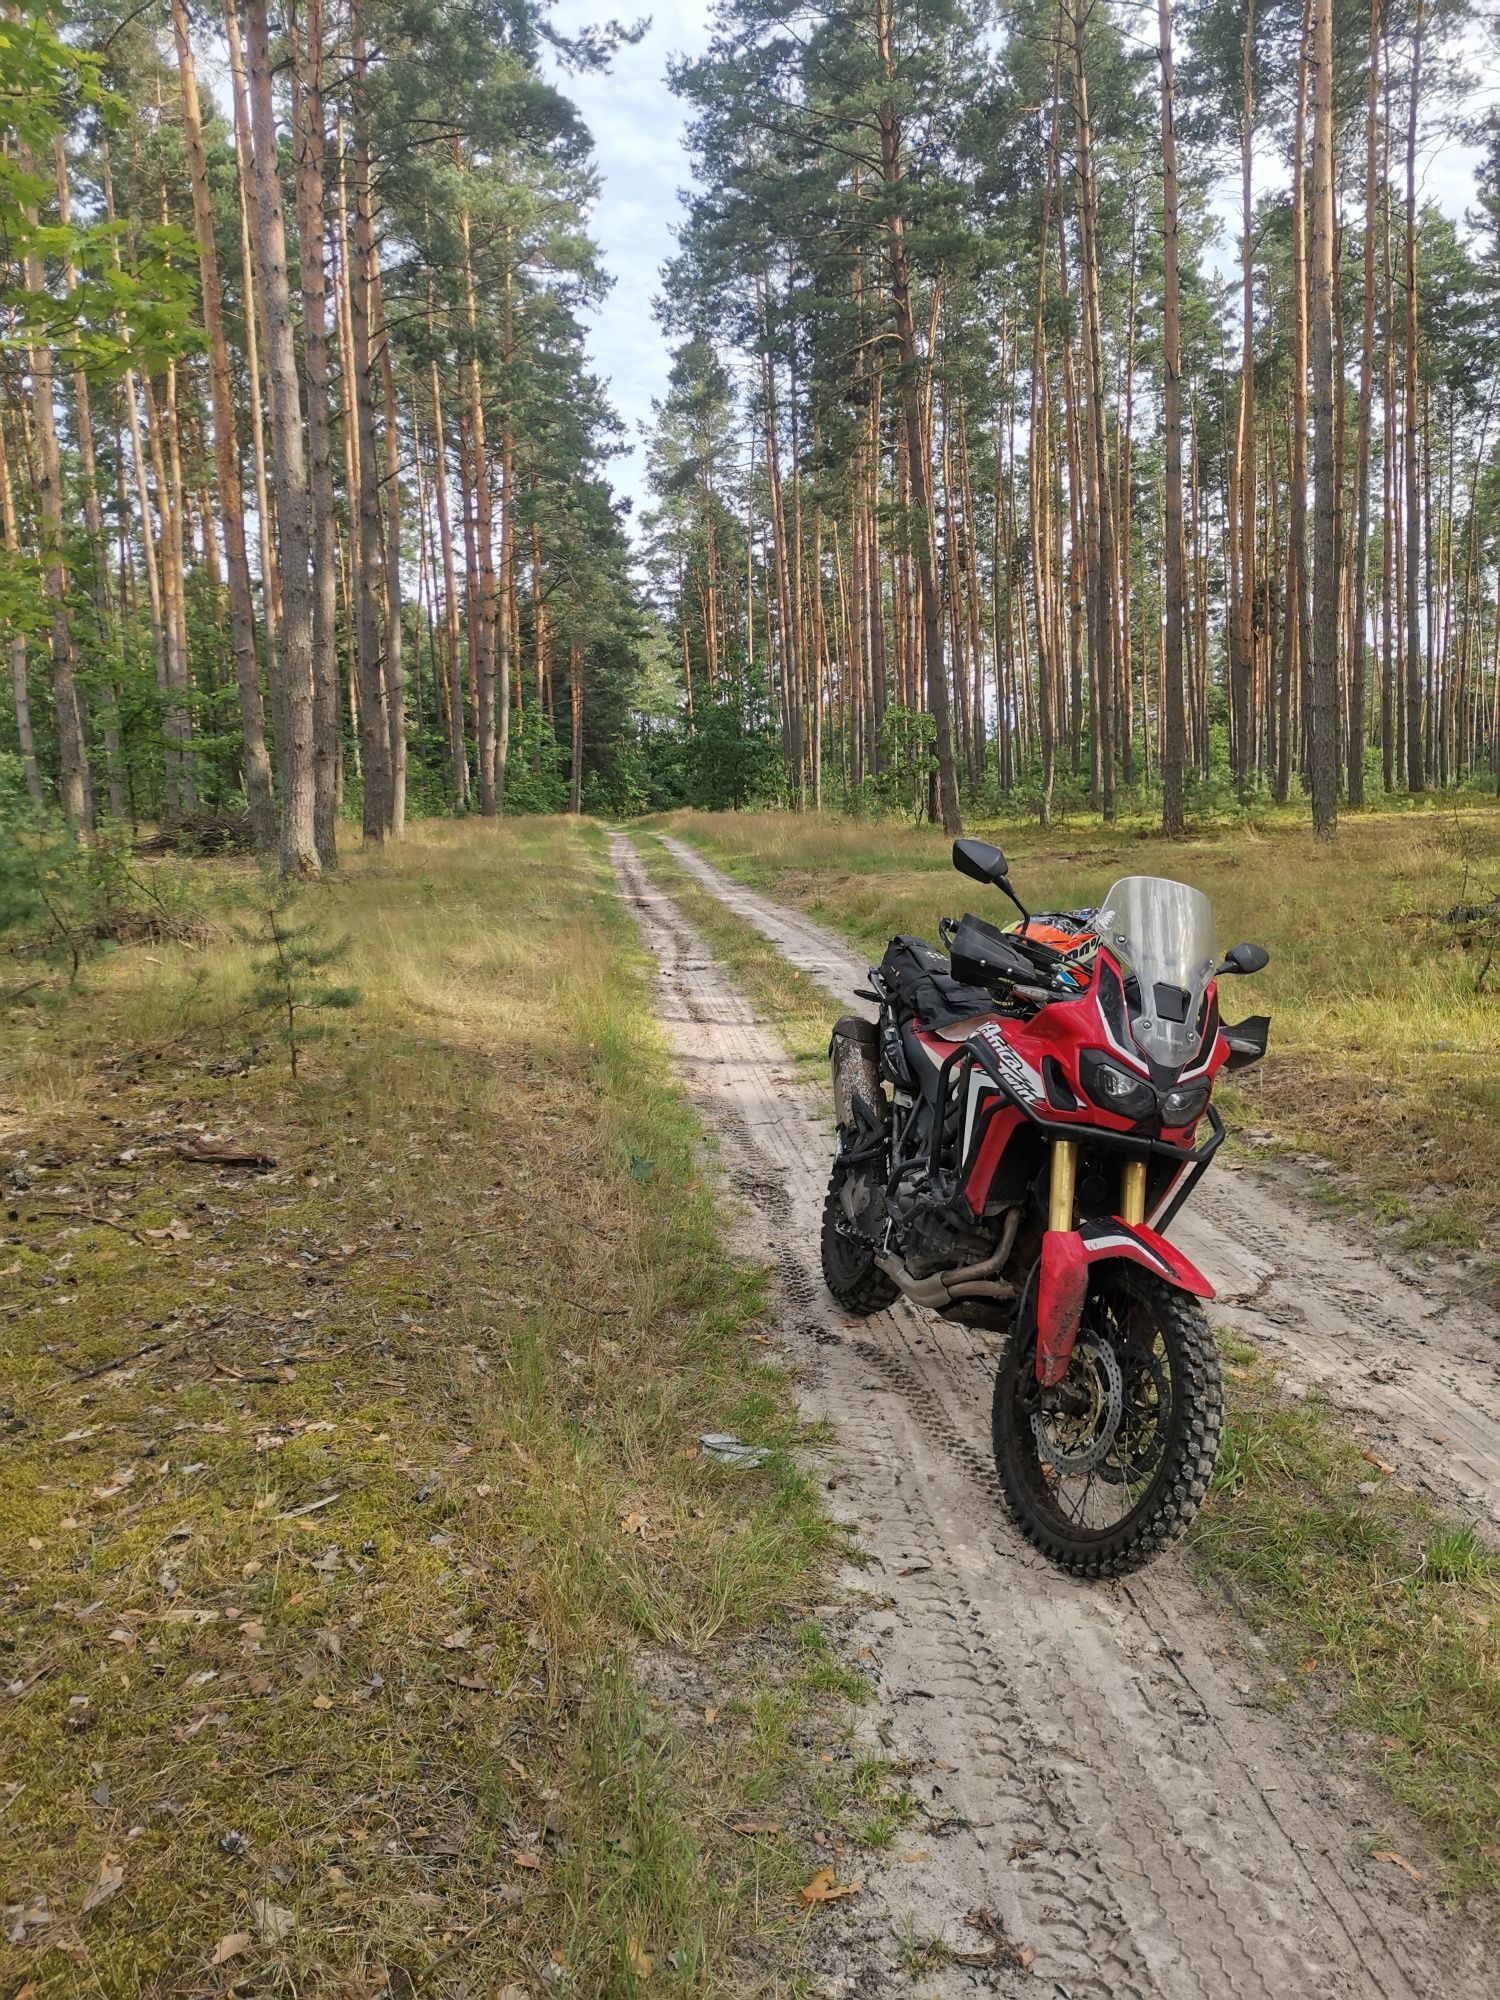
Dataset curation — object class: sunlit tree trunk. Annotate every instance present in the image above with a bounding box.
[1403,0,1425,790]
[0,397,42,802]
[241,0,319,874]
[350,0,393,838]
[1309,0,1340,838]
[875,0,960,834]
[19,145,89,830]
[1159,0,1187,837]
[172,0,275,850]
[290,0,340,864]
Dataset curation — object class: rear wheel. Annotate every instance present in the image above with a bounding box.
[820,1159,898,1315]
[992,1264,1221,1577]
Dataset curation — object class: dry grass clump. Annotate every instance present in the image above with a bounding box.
[0,819,844,1997]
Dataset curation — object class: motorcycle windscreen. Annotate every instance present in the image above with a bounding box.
[1092,875,1217,1069]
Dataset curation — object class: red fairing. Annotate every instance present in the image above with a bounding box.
[1034,1217,1215,1385]
[1036,1230,1089,1387]
[1098,1220,1215,1299]
[944,967,1230,1217]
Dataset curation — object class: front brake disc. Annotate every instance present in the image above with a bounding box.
[1031,1335,1124,1476]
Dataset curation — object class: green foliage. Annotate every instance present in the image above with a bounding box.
[0,758,136,986]
[503,710,570,814]
[0,3,198,375]
[681,694,784,812]
[869,709,938,824]
[232,881,359,1081]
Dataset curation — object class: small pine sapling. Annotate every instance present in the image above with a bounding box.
[235,881,360,1079]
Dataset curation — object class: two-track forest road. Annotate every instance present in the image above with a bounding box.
[614,833,1497,2000]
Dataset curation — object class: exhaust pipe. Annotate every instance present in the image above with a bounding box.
[877,1208,1021,1312]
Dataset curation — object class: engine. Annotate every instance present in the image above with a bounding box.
[887,1163,994,1277]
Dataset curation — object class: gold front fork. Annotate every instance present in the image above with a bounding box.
[1120,1157,1148,1228]
[1047,1139,1078,1233]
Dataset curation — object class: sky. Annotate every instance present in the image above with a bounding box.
[546,2,716,525]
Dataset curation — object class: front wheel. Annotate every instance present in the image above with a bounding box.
[992,1264,1222,1577]
[820,1158,898,1316]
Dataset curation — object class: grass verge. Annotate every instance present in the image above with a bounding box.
[1196,1335,1500,1906]
[654,804,1500,1272]
[637,828,1500,1911]
[0,819,861,1996]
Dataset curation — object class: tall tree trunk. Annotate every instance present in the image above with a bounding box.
[0,400,42,801]
[19,145,88,831]
[349,1,392,838]
[874,0,960,834]
[569,641,583,814]
[1287,0,1313,801]
[241,0,319,874]
[290,0,340,864]
[1349,0,1381,810]
[1069,0,1117,821]
[1159,0,1187,837]
[375,260,406,837]
[53,142,126,819]
[1309,0,1340,837]
[1230,0,1257,797]
[427,286,469,806]
[172,0,276,852]
[1403,0,1425,790]
[457,198,497,812]
[223,0,282,746]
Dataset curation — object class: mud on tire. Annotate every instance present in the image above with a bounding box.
[991,1264,1223,1578]
[820,1162,898,1315]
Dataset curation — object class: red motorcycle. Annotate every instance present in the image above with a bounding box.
[822,838,1269,1576]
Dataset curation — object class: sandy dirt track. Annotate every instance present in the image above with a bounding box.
[616,833,1496,2000]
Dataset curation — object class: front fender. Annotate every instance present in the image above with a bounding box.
[1035,1216,1215,1387]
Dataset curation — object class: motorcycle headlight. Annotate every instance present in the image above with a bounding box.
[1160,1079,1211,1127]
[1079,1050,1157,1122]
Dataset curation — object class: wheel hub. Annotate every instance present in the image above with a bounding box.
[1031,1335,1124,1475]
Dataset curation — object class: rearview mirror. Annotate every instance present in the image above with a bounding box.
[952,838,1009,887]
[1218,942,1270,976]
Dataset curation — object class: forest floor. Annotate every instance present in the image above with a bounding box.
[654,802,1500,1279]
[617,821,1500,1994]
[0,821,897,1998]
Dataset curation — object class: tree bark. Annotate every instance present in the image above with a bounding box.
[19,144,88,831]
[1159,0,1187,836]
[240,0,319,874]
[172,0,276,852]
[290,0,340,864]
[874,0,960,834]
[1403,0,1425,790]
[349,0,393,838]
[1308,0,1340,837]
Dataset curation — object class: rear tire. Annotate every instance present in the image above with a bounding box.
[820,1160,898,1315]
[992,1264,1221,1577]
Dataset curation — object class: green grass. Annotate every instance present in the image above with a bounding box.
[656,802,1500,1268]
[637,824,1500,1910]
[0,820,858,1997]
[1192,1340,1500,1904]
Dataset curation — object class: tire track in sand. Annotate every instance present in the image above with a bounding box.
[616,833,1495,2000]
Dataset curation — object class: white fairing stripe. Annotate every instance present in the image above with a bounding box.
[1081,1227,1173,1275]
